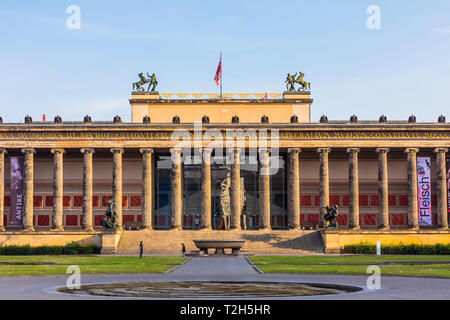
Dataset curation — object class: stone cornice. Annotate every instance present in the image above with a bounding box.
[129,98,314,104]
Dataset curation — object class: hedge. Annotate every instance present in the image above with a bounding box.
[342,242,450,255]
[0,242,100,255]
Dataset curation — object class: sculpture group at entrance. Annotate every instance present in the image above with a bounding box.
[324,205,339,229]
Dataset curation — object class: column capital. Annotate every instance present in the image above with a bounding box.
[201,147,213,164]
[317,147,331,154]
[51,148,65,154]
[0,148,7,155]
[287,148,301,154]
[376,147,390,153]
[110,148,124,154]
[434,147,449,154]
[169,147,182,154]
[140,148,154,154]
[346,148,360,154]
[81,148,95,154]
[21,147,36,154]
[405,148,419,154]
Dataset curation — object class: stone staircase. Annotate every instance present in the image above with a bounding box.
[117,229,324,255]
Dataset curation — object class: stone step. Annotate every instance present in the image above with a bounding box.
[117,230,324,254]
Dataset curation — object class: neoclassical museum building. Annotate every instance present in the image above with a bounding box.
[0,91,448,254]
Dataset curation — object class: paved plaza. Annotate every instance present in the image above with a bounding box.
[0,257,449,300]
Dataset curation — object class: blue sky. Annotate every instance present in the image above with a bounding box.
[1,0,450,122]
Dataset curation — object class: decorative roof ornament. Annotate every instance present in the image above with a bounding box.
[320,115,328,123]
[54,115,62,123]
[379,115,387,123]
[84,115,92,124]
[113,115,122,123]
[285,72,311,92]
[408,115,416,123]
[143,115,151,124]
[350,115,358,123]
[290,115,299,123]
[132,72,158,92]
[438,115,446,123]
[202,115,210,124]
[24,115,32,124]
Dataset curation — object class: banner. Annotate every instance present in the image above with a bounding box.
[417,157,432,226]
[10,157,24,226]
[447,157,450,214]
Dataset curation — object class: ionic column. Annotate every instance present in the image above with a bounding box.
[51,148,65,231]
[318,148,331,228]
[376,148,390,230]
[288,148,301,230]
[110,148,123,230]
[21,148,35,231]
[435,148,449,229]
[405,148,419,230]
[347,148,360,230]
[259,148,271,230]
[0,149,6,232]
[81,148,94,231]
[170,148,182,230]
[230,148,242,230]
[140,148,153,230]
[200,148,213,230]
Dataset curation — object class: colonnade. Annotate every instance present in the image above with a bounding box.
[0,147,447,232]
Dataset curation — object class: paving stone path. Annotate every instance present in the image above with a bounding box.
[0,256,449,300]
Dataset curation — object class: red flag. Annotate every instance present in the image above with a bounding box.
[214,57,221,87]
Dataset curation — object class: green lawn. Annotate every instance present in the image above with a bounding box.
[0,256,186,277]
[250,256,450,278]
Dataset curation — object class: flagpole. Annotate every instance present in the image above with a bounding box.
[220,51,223,100]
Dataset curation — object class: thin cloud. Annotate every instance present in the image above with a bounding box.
[433,27,450,33]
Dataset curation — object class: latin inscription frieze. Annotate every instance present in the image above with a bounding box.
[0,130,448,141]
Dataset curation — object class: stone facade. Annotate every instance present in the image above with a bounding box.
[0,92,448,253]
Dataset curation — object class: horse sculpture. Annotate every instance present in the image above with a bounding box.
[132,72,158,92]
[285,72,311,92]
[295,72,311,91]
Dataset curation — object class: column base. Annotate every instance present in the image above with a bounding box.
[0,227,5,232]
[288,226,301,230]
[170,226,182,231]
[378,226,390,231]
[83,227,94,232]
[349,226,361,231]
[230,226,241,231]
[200,227,212,231]
[140,226,153,231]
[50,227,65,232]
[23,227,35,232]
[408,225,420,231]
[436,226,449,231]
[259,227,272,231]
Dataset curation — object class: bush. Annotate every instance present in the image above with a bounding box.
[342,242,450,255]
[0,242,100,255]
